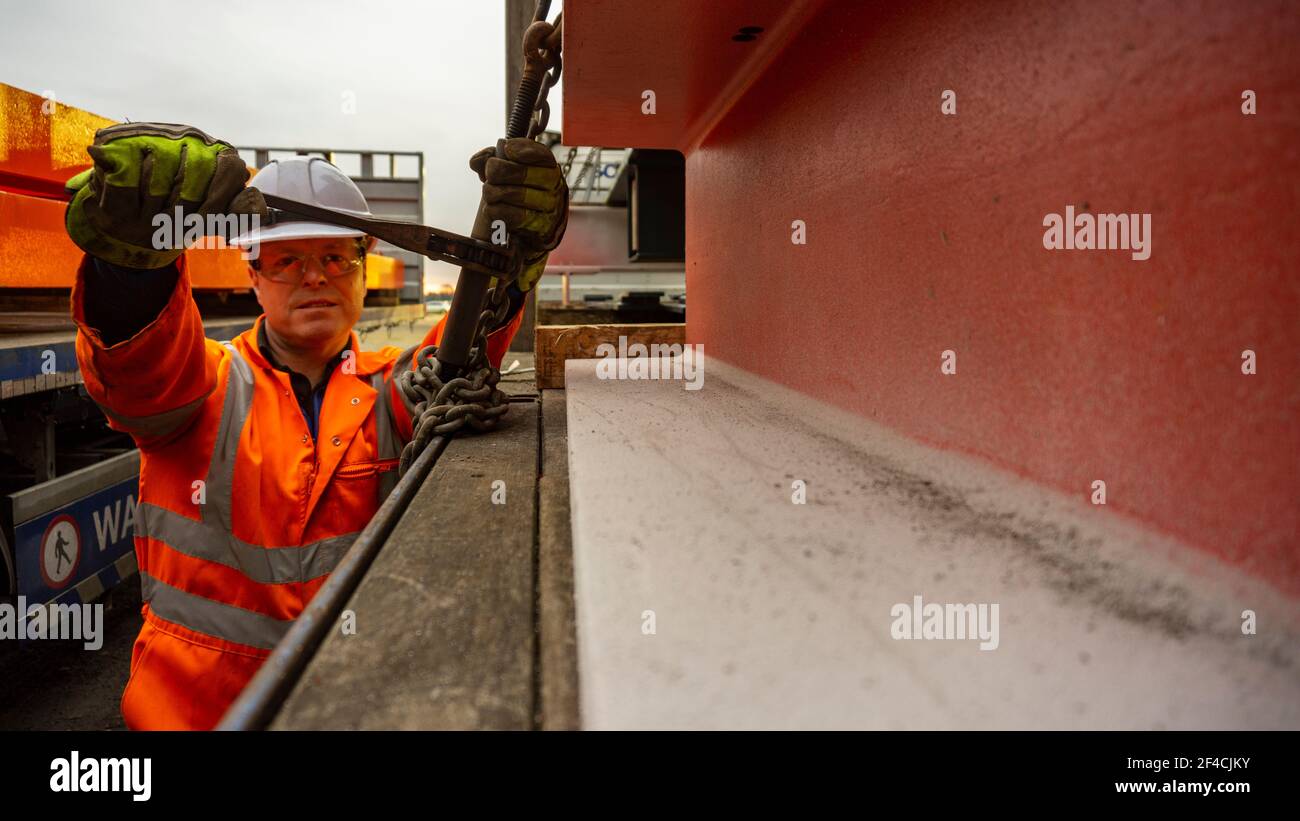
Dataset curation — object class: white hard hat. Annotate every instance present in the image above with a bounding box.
[230,156,372,247]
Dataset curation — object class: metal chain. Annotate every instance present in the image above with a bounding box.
[394,11,563,477]
[527,39,563,139]
[570,147,602,197]
[395,279,513,477]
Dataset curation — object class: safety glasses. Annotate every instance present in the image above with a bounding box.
[255,251,364,283]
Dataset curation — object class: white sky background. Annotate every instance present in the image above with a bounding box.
[0,0,563,292]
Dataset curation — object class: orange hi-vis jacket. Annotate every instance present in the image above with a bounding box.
[72,254,523,730]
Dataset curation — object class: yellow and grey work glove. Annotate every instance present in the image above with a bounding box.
[65,122,264,269]
[469,137,569,292]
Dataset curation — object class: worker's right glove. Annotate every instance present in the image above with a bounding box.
[65,122,262,269]
[469,138,569,293]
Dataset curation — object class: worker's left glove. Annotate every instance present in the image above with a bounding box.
[64,122,259,269]
[470,138,568,292]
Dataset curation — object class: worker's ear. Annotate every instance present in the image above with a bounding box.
[359,236,375,296]
[247,265,263,306]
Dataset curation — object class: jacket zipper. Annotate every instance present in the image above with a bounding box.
[335,458,399,479]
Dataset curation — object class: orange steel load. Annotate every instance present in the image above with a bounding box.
[0,83,405,292]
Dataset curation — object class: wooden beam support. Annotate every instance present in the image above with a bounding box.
[534,323,686,389]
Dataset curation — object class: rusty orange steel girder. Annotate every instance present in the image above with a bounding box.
[0,83,404,290]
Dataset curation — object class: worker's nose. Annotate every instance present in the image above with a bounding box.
[300,259,330,287]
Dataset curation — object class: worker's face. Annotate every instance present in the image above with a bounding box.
[249,237,367,350]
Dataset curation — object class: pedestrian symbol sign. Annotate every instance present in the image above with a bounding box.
[40,515,81,590]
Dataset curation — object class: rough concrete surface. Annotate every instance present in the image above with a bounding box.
[538,390,580,729]
[273,403,539,730]
[564,356,1300,730]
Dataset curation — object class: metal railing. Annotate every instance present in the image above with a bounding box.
[239,147,424,181]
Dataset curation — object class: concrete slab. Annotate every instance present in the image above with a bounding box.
[564,356,1300,730]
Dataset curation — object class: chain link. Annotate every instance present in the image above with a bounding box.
[527,44,563,139]
[571,149,594,190]
[395,280,513,477]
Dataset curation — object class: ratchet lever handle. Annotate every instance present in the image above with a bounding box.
[256,190,519,278]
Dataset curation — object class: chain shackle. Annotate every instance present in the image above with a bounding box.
[508,19,562,140]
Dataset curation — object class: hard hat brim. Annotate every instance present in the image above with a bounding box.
[229,221,366,248]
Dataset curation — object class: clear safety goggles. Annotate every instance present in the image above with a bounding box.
[254,251,365,283]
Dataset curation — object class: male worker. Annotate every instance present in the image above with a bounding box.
[64,123,567,730]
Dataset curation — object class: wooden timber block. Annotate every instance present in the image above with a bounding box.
[534,323,686,389]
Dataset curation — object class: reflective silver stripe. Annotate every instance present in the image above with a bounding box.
[142,572,291,650]
[391,344,421,425]
[137,502,357,584]
[138,342,353,646]
[370,371,401,459]
[370,369,403,501]
[99,391,210,440]
[204,343,255,533]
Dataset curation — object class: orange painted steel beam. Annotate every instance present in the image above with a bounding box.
[1,188,405,290]
[0,83,112,199]
[561,0,825,153]
[562,0,1300,594]
[1,83,406,291]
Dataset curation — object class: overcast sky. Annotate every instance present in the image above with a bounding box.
[0,0,563,290]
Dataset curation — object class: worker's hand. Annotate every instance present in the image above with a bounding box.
[64,122,260,269]
[470,138,569,291]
